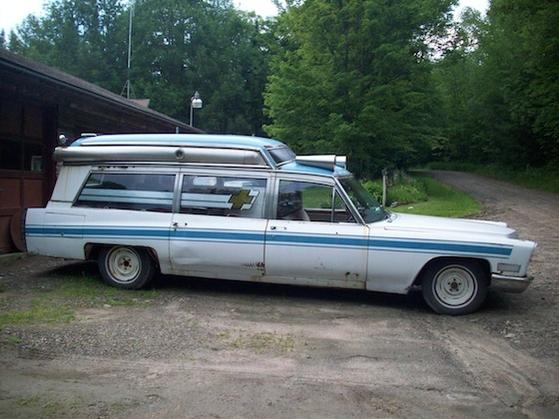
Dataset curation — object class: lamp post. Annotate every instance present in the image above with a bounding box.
[189,91,203,127]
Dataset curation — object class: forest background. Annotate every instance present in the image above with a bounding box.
[2,0,557,181]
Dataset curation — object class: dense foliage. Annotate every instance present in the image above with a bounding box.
[5,0,559,178]
[434,0,559,169]
[264,0,455,177]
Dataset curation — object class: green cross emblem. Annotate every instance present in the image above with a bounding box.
[228,189,254,210]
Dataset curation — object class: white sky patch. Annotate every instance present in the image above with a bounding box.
[0,0,45,34]
[454,0,489,18]
[0,0,490,35]
[234,0,278,17]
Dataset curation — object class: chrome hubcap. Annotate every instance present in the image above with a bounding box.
[433,265,477,308]
[107,247,141,284]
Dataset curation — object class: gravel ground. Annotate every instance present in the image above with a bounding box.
[0,171,558,418]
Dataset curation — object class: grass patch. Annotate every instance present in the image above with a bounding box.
[0,298,74,330]
[55,275,159,307]
[230,331,295,353]
[393,175,481,217]
[15,394,83,418]
[0,272,159,331]
[3,335,23,345]
[427,162,559,194]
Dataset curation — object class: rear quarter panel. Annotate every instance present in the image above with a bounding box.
[26,207,172,271]
[26,208,86,259]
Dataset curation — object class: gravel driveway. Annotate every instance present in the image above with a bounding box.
[1,171,558,418]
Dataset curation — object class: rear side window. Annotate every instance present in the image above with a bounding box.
[181,175,267,218]
[75,173,175,213]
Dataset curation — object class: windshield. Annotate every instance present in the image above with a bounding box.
[339,177,386,223]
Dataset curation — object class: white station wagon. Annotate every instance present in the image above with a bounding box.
[25,134,536,315]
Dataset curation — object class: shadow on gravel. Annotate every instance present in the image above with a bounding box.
[46,261,432,314]
[47,260,523,315]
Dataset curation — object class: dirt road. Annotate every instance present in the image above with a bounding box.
[1,171,558,418]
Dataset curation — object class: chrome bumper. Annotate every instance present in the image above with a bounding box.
[491,274,533,293]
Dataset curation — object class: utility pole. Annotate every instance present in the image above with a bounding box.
[121,4,134,99]
[126,5,133,99]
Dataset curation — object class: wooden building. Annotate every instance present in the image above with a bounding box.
[0,49,200,253]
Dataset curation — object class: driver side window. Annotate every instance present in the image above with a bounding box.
[276,180,355,223]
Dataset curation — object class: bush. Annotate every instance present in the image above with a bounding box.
[362,174,428,206]
[362,179,383,203]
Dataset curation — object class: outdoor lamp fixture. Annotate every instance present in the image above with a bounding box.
[190,91,203,127]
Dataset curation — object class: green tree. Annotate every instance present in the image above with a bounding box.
[130,0,271,134]
[435,0,559,168]
[265,0,456,177]
[481,0,559,165]
[9,0,127,92]
[432,8,487,162]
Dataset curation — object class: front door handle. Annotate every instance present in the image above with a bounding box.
[172,222,188,229]
[270,226,277,230]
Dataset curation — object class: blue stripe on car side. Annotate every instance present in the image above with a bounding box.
[172,230,265,242]
[25,226,512,256]
[370,239,511,256]
[267,234,367,247]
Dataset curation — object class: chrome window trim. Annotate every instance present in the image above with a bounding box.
[259,148,278,169]
[172,171,183,214]
[71,168,94,206]
[275,160,295,167]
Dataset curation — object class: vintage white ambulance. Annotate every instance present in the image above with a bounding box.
[25,134,536,315]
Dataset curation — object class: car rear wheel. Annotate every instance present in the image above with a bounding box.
[421,259,488,315]
[98,246,154,289]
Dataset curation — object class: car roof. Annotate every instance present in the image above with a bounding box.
[70,134,287,150]
[279,161,351,177]
[68,134,350,177]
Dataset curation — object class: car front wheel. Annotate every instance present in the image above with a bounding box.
[421,259,488,315]
[98,246,154,289]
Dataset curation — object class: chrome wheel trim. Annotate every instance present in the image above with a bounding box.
[432,265,477,309]
[106,247,141,284]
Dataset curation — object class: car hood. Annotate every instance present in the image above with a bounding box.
[379,212,518,239]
